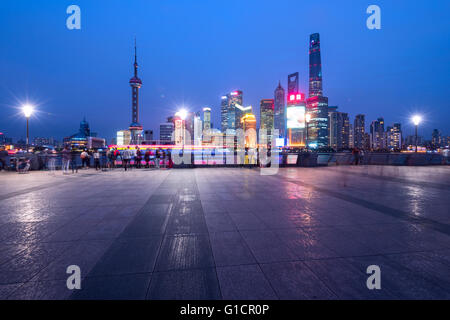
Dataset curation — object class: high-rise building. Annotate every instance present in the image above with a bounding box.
[387,123,402,150]
[240,113,257,149]
[309,33,323,98]
[328,107,349,150]
[306,96,329,149]
[260,99,274,132]
[129,40,143,144]
[431,129,442,148]
[221,90,245,133]
[220,95,228,133]
[286,73,306,147]
[144,130,153,141]
[370,117,385,150]
[159,123,174,144]
[274,82,285,139]
[349,124,354,149]
[354,114,366,149]
[229,90,244,131]
[117,130,131,145]
[203,107,211,131]
[194,112,203,146]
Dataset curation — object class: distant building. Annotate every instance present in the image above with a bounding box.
[0,133,13,146]
[349,124,354,149]
[117,130,131,145]
[309,33,323,98]
[260,99,274,133]
[370,117,385,150]
[220,90,245,133]
[144,130,153,141]
[160,123,174,144]
[274,82,285,139]
[194,112,203,146]
[354,114,365,149]
[64,118,105,149]
[203,107,211,131]
[431,129,442,148]
[306,96,329,149]
[328,107,349,150]
[387,123,402,150]
[128,40,144,144]
[241,113,257,149]
[286,72,306,147]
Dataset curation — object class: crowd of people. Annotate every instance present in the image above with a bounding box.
[60,146,173,174]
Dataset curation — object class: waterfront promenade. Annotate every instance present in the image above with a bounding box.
[0,166,449,299]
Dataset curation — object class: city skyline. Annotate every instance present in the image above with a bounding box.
[0,1,449,142]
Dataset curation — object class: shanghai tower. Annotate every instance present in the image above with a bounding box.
[309,33,323,97]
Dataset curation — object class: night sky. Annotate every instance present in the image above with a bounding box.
[0,0,449,142]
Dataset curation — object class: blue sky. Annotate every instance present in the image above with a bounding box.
[0,0,449,142]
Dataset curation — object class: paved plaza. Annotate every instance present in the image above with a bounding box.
[0,166,449,299]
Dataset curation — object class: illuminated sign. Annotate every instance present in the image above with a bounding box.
[289,93,303,102]
[230,91,239,96]
[275,138,284,147]
[286,105,306,129]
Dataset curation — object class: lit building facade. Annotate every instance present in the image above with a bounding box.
[286,72,306,147]
[203,107,211,131]
[117,130,131,145]
[387,123,402,150]
[260,99,274,132]
[309,33,323,98]
[274,81,285,139]
[370,117,385,150]
[128,41,143,144]
[306,96,329,149]
[354,114,366,149]
[241,113,257,149]
[160,123,174,144]
[328,107,349,150]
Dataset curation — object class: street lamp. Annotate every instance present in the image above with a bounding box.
[305,113,311,150]
[22,104,34,152]
[412,115,422,153]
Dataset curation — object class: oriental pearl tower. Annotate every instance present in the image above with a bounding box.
[129,39,143,144]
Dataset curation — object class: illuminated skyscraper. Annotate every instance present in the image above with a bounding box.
[328,107,349,150]
[286,72,306,147]
[260,99,274,132]
[370,117,385,150]
[306,96,329,149]
[160,123,174,144]
[220,90,244,133]
[229,90,244,131]
[241,113,257,149]
[309,33,323,98]
[274,82,285,138]
[387,123,402,150]
[129,40,143,144]
[354,114,366,149]
[203,107,211,131]
[220,95,228,133]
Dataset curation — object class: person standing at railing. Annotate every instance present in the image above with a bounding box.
[0,147,9,171]
[62,146,71,174]
[93,149,101,171]
[122,146,132,171]
[70,147,78,173]
[80,149,89,169]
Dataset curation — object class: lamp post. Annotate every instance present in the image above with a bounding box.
[412,115,421,153]
[22,104,34,152]
[305,113,311,150]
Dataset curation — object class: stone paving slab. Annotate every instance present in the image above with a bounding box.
[0,166,449,299]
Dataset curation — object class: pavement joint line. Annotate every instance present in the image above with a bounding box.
[269,174,450,238]
[321,166,450,190]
